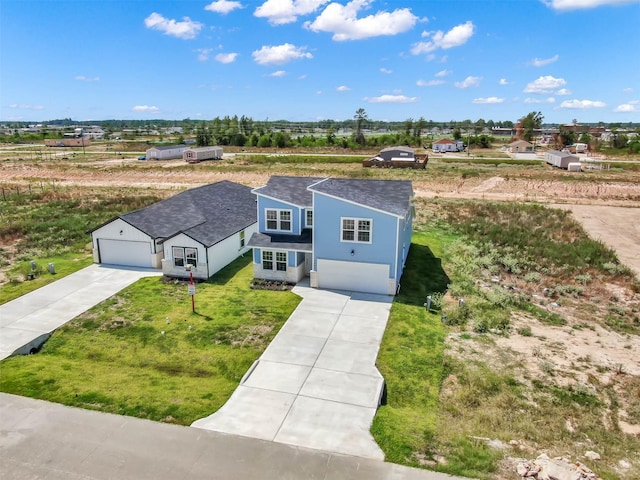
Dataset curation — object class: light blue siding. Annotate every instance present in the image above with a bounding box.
[312,192,399,278]
[256,196,304,234]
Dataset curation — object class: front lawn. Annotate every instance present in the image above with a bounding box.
[0,255,300,425]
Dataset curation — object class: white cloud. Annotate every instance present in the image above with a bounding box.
[196,48,213,61]
[75,75,99,82]
[132,105,160,113]
[304,0,418,41]
[614,100,639,112]
[364,94,418,103]
[524,75,567,94]
[416,79,445,87]
[499,78,509,85]
[205,1,243,14]
[529,54,559,66]
[380,68,392,74]
[336,85,351,91]
[472,97,505,104]
[255,0,329,25]
[8,104,44,110]
[556,88,572,96]
[435,69,451,78]
[559,99,606,109]
[268,70,287,77]
[252,43,312,65]
[623,87,634,93]
[524,97,556,104]
[411,21,474,54]
[215,52,238,63]
[454,76,481,88]
[144,12,203,40]
[543,0,639,11]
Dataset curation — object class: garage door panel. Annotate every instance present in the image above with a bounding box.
[98,239,152,268]
[317,259,389,294]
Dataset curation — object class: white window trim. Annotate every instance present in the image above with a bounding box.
[340,217,373,244]
[239,230,245,249]
[305,209,313,228]
[265,208,293,232]
[173,246,198,268]
[261,250,287,271]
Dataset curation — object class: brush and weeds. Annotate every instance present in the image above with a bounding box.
[374,199,639,479]
[0,185,166,304]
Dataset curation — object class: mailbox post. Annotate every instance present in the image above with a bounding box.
[186,264,195,313]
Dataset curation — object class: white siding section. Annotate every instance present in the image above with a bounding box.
[162,234,208,279]
[92,218,159,268]
[162,223,257,280]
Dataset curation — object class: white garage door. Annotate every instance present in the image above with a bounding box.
[317,259,390,295]
[98,239,153,268]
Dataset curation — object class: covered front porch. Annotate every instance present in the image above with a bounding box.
[248,230,313,284]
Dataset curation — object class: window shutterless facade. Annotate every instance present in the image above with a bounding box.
[305,209,313,228]
[341,217,372,243]
[240,230,245,248]
[173,246,198,267]
[261,250,287,271]
[265,209,292,232]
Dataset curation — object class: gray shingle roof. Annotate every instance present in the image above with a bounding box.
[149,144,188,151]
[308,178,413,217]
[247,229,312,252]
[117,181,256,247]
[252,175,324,207]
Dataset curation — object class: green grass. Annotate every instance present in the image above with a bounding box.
[371,230,448,466]
[0,255,301,425]
[0,252,93,305]
[438,158,544,166]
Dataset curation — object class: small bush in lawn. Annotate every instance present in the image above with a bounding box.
[517,326,533,336]
[443,304,471,327]
[575,273,593,285]
[524,272,542,283]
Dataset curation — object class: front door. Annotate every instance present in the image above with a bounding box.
[304,253,312,275]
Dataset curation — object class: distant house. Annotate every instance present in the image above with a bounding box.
[362,146,428,169]
[146,144,189,161]
[248,175,414,295]
[432,138,463,153]
[89,181,257,280]
[509,140,534,153]
[378,146,415,161]
[545,150,579,169]
[183,146,223,163]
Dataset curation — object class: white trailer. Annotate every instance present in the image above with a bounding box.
[183,146,223,163]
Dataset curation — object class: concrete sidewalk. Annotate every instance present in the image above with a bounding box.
[0,264,162,359]
[193,282,393,460]
[0,393,465,480]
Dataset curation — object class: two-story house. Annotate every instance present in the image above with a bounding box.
[248,176,414,295]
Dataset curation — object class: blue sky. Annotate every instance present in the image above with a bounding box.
[1,0,639,124]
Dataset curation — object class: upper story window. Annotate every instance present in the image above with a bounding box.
[265,208,292,232]
[305,209,313,228]
[240,230,245,248]
[341,218,372,243]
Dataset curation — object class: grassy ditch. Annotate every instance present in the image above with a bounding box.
[0,256,300,424]
[374,200,639,479]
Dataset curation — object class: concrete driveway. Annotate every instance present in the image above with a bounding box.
[192,281,393,460]
[0,264,162,360]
